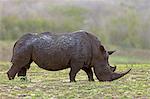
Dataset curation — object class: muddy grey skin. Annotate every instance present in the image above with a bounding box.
[7,31,131,82]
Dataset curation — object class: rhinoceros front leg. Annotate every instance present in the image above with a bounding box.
[69,63,81,82]
[82,67,94,81]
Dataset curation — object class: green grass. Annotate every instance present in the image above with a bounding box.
[110,56,150,64]
[0,62,149,98]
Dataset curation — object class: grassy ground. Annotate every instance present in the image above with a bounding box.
[0,62,149,98]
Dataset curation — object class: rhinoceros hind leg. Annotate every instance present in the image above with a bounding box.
[82,67,94,81]
[17,60,32,77]
[7,64,21,80]
[17,67,26,77]
[7,59,32,80]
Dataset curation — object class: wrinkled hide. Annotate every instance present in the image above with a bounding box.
[7,31,131,82]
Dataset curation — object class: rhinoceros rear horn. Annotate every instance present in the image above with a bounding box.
[111,69,131,81]
[110,65,116,72]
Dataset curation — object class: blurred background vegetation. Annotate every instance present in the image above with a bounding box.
[0,0,150,63]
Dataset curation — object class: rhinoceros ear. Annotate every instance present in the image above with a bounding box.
[108,50,116,55]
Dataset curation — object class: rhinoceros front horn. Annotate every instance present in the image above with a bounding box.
[111,69,131,81]
[93,66,131,81]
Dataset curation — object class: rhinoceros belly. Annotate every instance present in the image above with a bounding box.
[31,36,73,71]
[32,49,71,71]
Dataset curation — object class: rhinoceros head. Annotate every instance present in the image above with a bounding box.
[93,45,131,81]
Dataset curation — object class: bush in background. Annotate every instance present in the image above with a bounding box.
[0,0,150,49]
